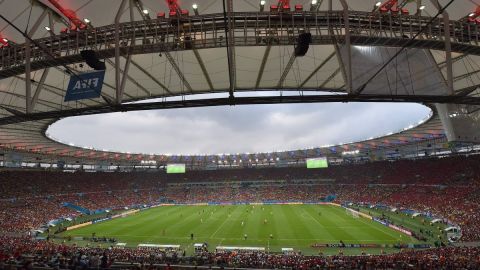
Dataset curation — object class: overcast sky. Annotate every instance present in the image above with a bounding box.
[47,102,430,155]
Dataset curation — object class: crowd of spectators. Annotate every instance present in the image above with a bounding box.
[204,247,480,269]
[1,155,480,238]
[0,236,479,269]
[1,155,480,268]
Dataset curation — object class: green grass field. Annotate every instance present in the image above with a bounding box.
[61,204,421,255]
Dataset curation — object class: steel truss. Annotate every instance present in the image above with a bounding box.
[1,11,480,78]
[0,91,477,126]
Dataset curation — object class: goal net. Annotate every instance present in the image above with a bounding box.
[346,208,359,219]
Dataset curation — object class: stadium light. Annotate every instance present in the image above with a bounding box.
[469,12,476,17]
[375,1,382,7]
[142,9,149,15]
[192,4,199,15]
[83,18,90,23]
[419,5,426,10]
[260,0,265,12]
[2,38,7,43]
[310,0,318,11]
[44,26,51,31]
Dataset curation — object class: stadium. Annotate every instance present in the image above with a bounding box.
[1,0,480,269]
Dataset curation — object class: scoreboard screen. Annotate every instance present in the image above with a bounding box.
[166,164,186,174]
[306,157,328,169]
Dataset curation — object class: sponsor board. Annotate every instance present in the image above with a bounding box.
[65,70,105,101]
[389,224,413,236]
[311,243,382,248]
[66,222,92,231]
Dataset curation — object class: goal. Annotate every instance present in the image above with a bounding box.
[346,208,359,219]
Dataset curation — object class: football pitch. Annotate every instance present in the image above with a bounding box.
[61,204,420,255]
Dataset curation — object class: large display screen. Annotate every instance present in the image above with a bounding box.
[306,157,328,169]
[166,164,186,174]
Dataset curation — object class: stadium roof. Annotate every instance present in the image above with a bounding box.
[0,0,479,166]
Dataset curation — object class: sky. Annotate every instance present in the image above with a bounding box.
[47,102,431,155]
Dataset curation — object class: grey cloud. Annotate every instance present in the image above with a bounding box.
[48,103,430,155]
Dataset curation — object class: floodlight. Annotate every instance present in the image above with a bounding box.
[260,0,266,11]
[192,4,199,15]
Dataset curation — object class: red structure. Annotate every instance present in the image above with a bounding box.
[378,0,409,15]
[158,0,189,18]
[47,0,87,32]
[467,6,480,24]
[0,34,8,48]
[270,0,303,12]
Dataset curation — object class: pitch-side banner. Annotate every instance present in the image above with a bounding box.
[65,70,105,102]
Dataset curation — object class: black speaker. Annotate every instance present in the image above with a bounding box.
[80,50,106,70]
[295,33,312,57]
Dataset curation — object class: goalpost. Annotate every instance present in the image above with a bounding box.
[346,208,359,219]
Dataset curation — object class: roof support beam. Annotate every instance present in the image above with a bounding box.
[193,49,214,91]
[299,51,336,88]
[438,54,466,68]
[339,0,352,94]
[129,0,135,21]
[319,67,341,89]
[0,90,66,111]
[454,69,480,82]
[125,1,172,96]
[47,10,55,34]
[453,84,480,98]
[415,0,423,16]
[84,0,149,101]
[133,0,149,20]
[225,0,236,100]
[24,10,49,113]
[105,53,152,97]
[115,0,128,104]
[255,43,272,89]
[107,57,152,98]
[30,68,50,112]
[119,53,132,102]
[130,61,172,95]
[430,0,453,95]
[277,53,296,88]
[3,93,479,126]
[25,42,32,113]
[164,52,193,93]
